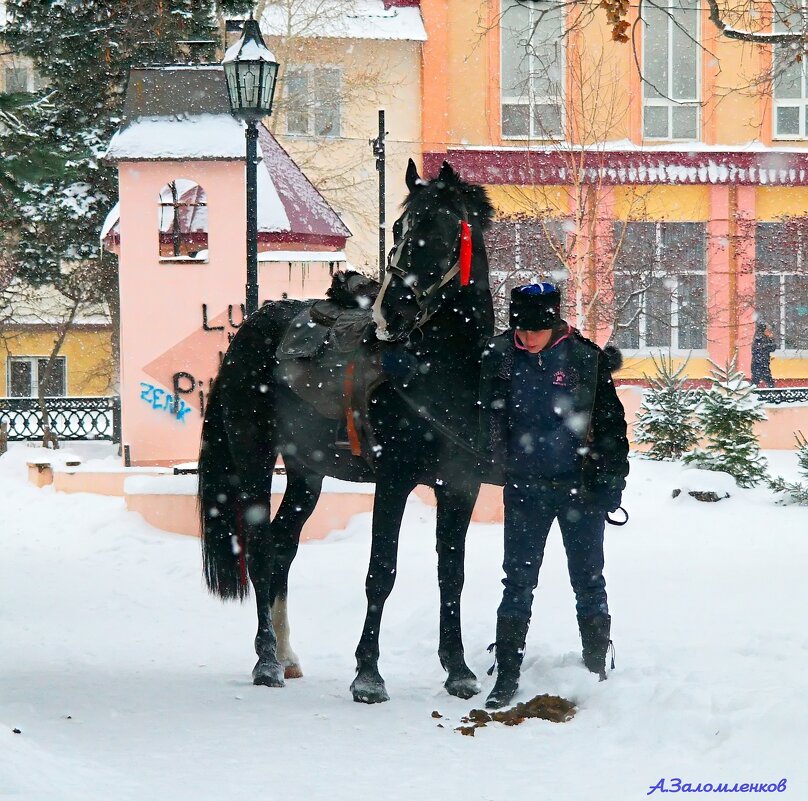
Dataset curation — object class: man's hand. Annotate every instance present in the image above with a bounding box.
[589,480,623,513]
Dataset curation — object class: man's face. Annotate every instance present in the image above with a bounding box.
[515,328,553,353]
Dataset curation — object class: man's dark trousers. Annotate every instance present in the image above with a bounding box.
[498,479,608,623]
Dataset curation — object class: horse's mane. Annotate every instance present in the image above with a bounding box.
[403,167,495,230]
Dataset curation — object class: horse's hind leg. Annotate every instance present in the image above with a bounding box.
[436,480,481,699]
[267,465,323,680]
[247,502,287,687]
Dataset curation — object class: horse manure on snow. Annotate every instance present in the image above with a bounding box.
[451,694,576,735]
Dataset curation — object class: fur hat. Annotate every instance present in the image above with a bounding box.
[509,283,561,330]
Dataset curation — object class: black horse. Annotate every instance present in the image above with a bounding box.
[198,160,495,703]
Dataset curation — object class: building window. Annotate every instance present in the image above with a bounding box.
[756,222,808,350]
[4,66,30,93]
[642,0,700,140]
[285,67,341,137]
[485,215,568,329]
[773,1,808,138]
[157,179,208,261]
[7,356,66,398]
[613,222,707,350]
[500,0,564,139]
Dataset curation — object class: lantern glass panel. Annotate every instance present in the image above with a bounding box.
[224,61,240,108]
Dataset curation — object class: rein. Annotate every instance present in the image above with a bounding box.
[390,382,486,460]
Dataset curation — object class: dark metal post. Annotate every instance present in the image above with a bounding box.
[111,395,122,444]
[372,109,386,282]
[245,119,259,316]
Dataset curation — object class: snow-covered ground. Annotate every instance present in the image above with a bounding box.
[2,443,807,800]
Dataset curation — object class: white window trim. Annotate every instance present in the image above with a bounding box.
[500,0,566,141]
[615,271,709,356]
[756,219,808,352]
[756,270,808,355]
[6,356,67,398]
[641,1,701,142]
[771,2,808,141]
[615,223,708,355]
[284,64,343,139]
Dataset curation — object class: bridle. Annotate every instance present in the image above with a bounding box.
[375,207,473,337]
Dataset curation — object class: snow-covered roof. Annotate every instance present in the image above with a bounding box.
[105,114,247,161]
[259,0,426,41]
[0,281,110,326]
[426,145,808,187]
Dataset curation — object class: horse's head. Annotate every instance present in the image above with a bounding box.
[373,159,494,342]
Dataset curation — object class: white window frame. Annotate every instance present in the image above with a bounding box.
[614,222,708,355]
[756,272,808,354]
[755,221,808,353]
[284,65,342,139]
[6,356,66,398]
[772,0,808,139]
[500,0,565,141]
[641,0,701,141]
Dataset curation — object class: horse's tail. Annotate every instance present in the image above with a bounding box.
[198,377,250,602]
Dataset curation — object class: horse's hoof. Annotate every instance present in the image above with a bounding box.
[445,672,481,699]
[350,674,390,704]
[283,663,304,680]
[252,660,285,688]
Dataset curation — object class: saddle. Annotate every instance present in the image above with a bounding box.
[275,272,384,462]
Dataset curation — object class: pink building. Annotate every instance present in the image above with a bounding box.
[104,65,350,465]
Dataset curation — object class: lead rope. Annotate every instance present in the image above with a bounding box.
[609,639,616,671]
[486,642,497,676]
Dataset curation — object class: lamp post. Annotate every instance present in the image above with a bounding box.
[222,18,280,316]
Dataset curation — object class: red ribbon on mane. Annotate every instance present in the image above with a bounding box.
[459,220,472,286]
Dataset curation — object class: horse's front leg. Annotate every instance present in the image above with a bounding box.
[267,466,323,680]
[435,479,481,699]
[351,476,415,703]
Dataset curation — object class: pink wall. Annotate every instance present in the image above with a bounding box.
[707,185,732,367]
[117,160,332,465]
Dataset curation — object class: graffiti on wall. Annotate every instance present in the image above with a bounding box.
[141,302,246,422]
[140,382,193,421]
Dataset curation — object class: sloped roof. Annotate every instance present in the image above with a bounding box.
[258,125,350,239]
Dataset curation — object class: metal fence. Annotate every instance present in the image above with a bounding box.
[0,396,121,442]
[755,387,808,405]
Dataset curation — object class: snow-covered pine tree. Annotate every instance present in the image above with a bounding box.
[768,431,808,504]
[683,356,768,488]
[0,0,221,361]
[0,93,67,201]
[633,354,700,460]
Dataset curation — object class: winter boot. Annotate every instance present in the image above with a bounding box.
[485,616,530,709]
[578,613,613,680]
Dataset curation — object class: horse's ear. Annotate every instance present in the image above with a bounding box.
[406,158,421,192]
[439,161,457,182]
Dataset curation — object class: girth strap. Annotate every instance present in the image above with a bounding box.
[343,361,363,457]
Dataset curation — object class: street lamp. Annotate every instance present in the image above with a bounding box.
[222,18,280,316]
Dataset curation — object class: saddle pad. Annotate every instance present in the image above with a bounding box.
[276,308,329,360]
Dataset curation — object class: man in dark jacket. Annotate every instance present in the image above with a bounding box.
[480,283,629,709]
[751,322,776,387]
